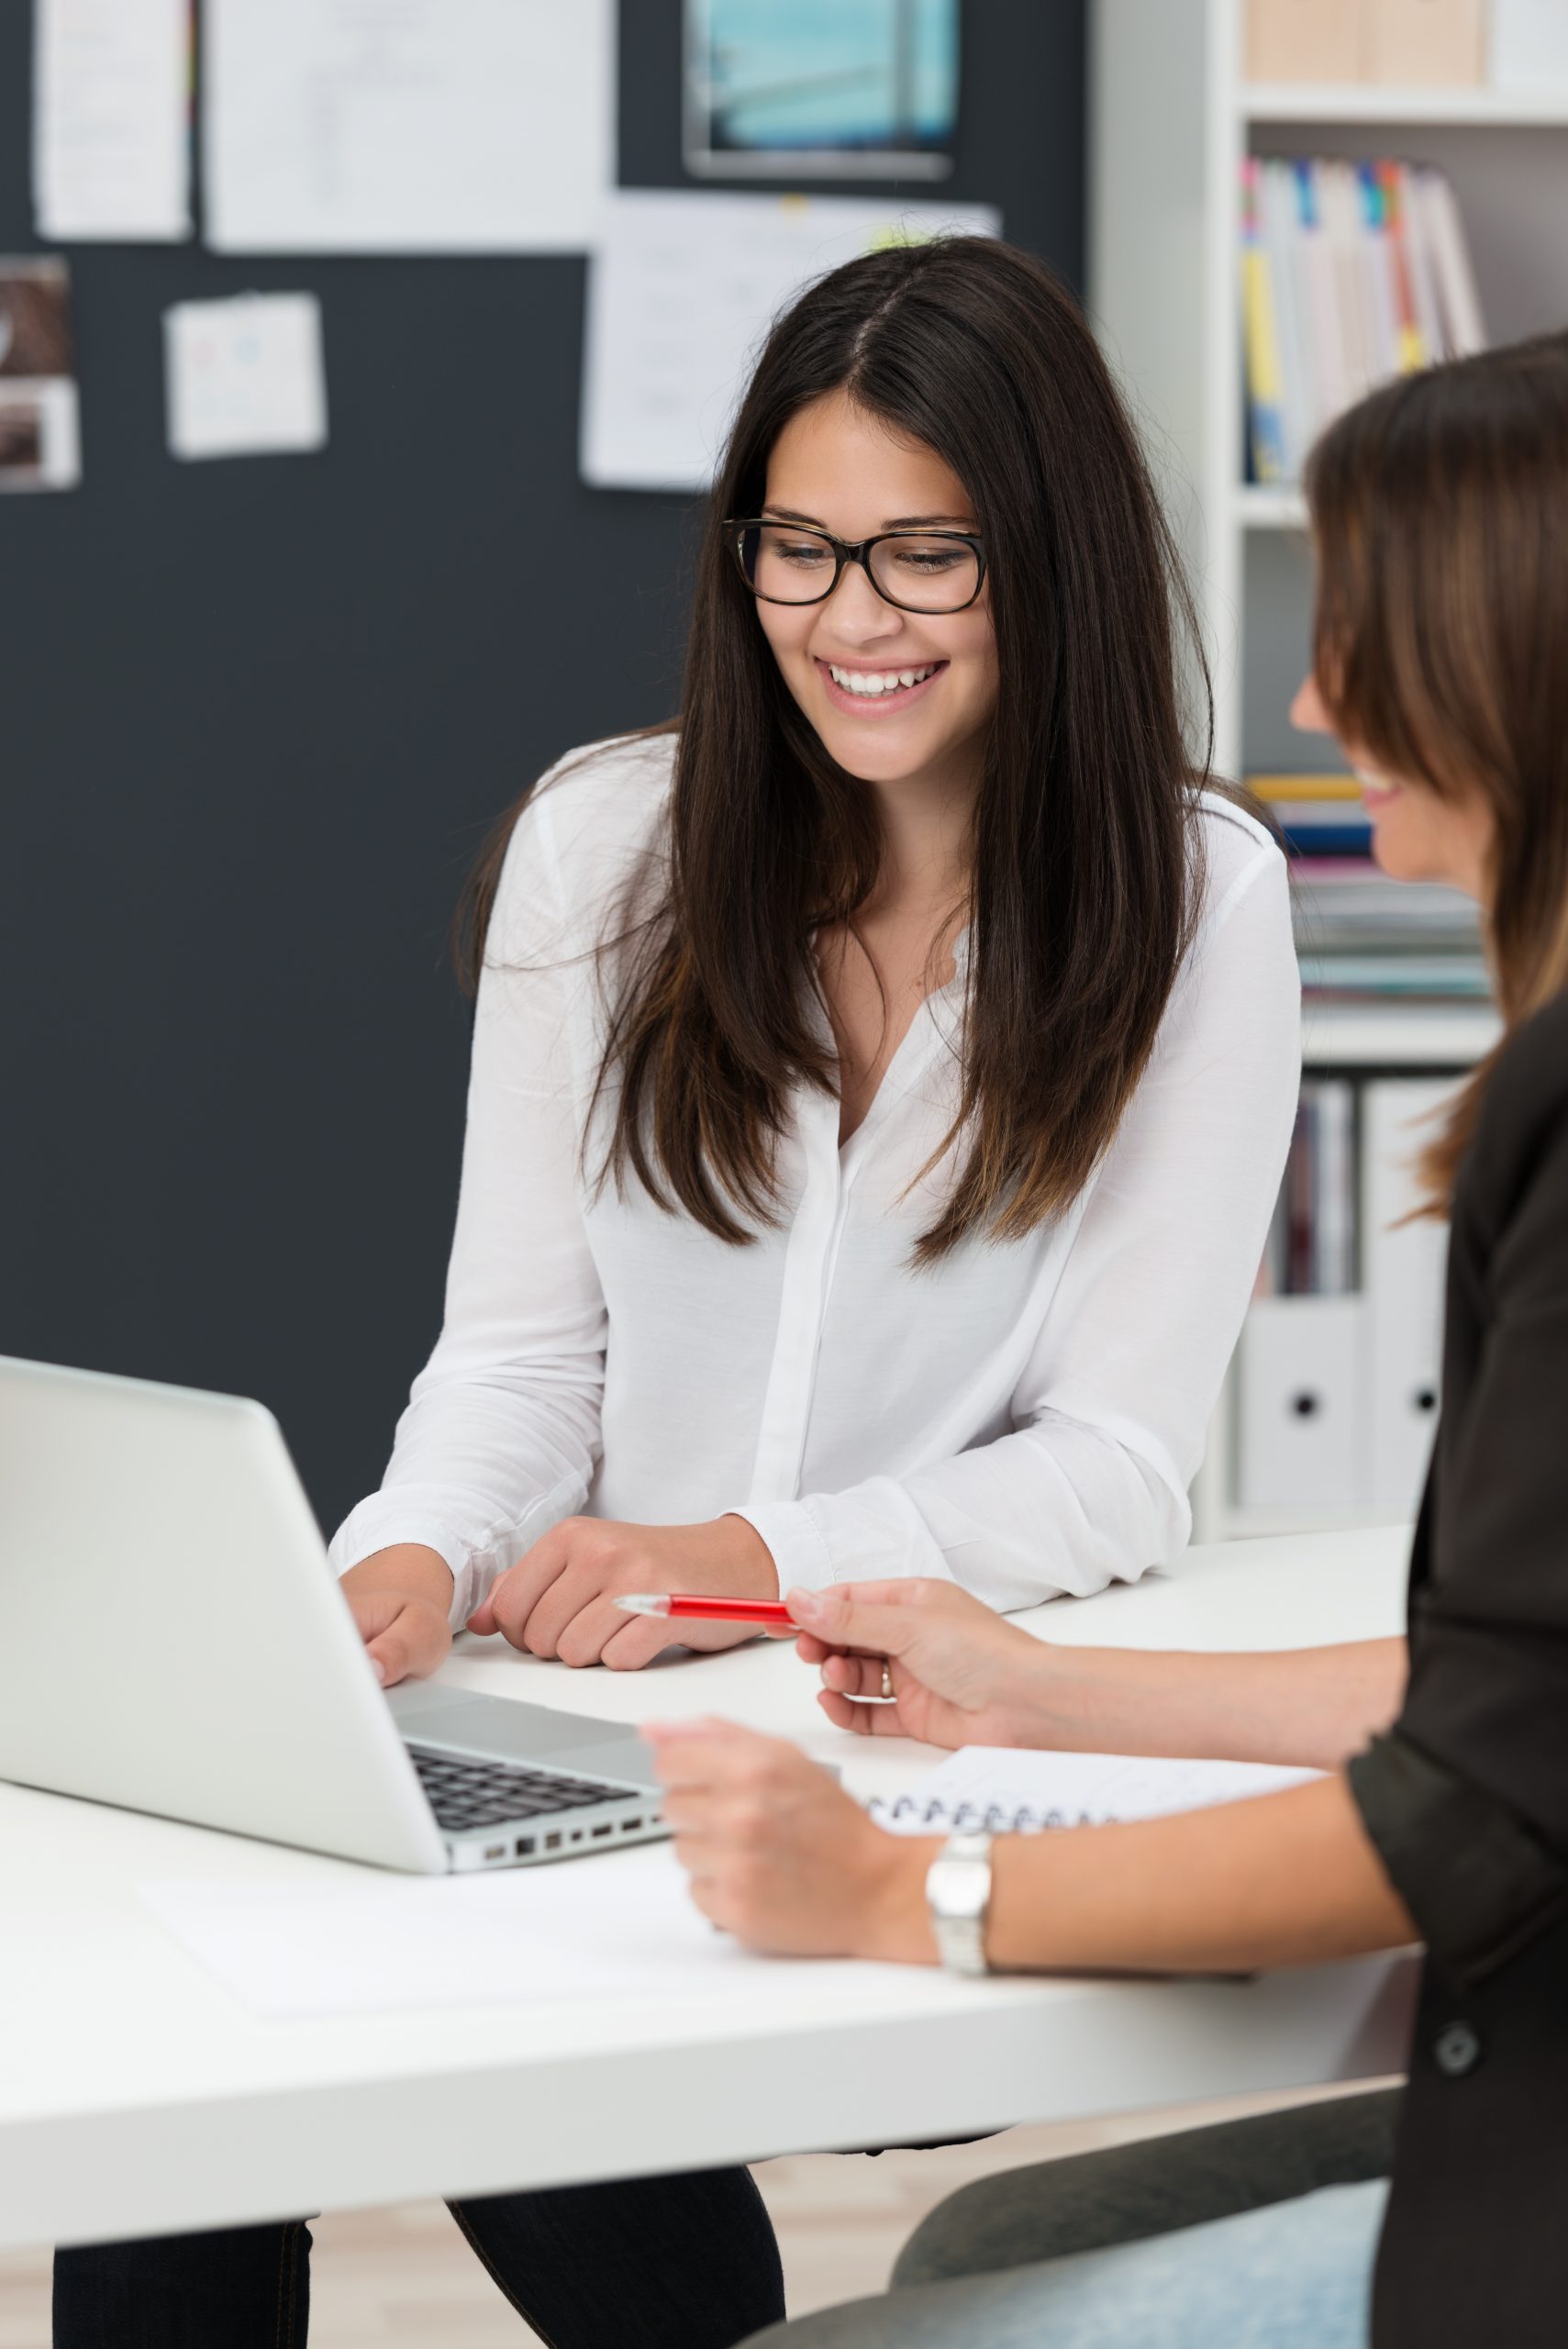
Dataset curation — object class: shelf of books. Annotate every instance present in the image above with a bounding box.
[1089,0,1565,1538]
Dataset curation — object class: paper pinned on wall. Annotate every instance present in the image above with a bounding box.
[0,257,82,492]
[164,293,328,462]
[581,191,1001,494]
[32,0,192,242]
[204,0,614,254]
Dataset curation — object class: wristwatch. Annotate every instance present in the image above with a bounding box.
[925,1831,994,1976]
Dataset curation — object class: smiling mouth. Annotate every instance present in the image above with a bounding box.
[818,658,946,707]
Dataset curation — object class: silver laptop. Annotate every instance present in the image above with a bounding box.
[0,1355,667,1874]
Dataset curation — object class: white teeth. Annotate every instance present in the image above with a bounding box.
[827,662,938,697]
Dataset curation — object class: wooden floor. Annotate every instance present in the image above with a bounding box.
[0,2087,1348,2345]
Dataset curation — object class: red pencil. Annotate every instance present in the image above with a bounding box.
[615,1592,795,1628]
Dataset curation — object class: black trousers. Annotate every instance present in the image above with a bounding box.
[51,2164,785,2349]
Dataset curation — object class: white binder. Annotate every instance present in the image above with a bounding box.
[1360,1080,1459,1510]
[1236,1294,1362,1513]
[1313,1079,1356,1294]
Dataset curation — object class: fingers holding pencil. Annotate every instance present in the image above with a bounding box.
[784,1583,1060,1752]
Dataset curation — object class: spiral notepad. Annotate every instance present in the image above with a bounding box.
[867,1748,1321,1837]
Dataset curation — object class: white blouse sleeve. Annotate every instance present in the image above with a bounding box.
[737,832,1301,1609]
[327,796,608,1626]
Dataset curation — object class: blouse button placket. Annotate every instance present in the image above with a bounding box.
[746,991,951,1509]
[746,1090,848,1505]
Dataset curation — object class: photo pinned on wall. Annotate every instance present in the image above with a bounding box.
[0,257,82,491]
[684,0,961,179]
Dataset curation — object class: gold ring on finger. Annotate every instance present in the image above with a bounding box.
[880,1662,894,1701]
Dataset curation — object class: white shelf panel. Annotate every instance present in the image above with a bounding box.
[1243,81,1568,126]
[1300,1002,1500,1066]
[1237,484,1308,529]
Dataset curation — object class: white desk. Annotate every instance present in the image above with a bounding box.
[0,1526,1413,2255]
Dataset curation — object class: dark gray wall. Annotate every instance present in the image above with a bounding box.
[0,3,1084,1533]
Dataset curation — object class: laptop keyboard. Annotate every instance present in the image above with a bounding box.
[407,1743,634,1834]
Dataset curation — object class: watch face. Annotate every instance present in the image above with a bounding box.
[929,1857,989,1922]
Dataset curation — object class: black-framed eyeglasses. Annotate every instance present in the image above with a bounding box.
[724,518,986,616]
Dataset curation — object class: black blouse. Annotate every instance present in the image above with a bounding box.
[1347,988,1568,2349]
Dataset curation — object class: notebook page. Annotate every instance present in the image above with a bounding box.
[871,1747,1322,1834]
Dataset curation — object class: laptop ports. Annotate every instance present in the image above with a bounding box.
[515,1836,536,1857]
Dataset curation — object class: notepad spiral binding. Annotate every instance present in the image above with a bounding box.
[867,1795,1102,1834]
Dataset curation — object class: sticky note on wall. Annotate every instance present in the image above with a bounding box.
[164,292,328,462]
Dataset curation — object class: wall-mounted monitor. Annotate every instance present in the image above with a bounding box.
[684,0,961,180]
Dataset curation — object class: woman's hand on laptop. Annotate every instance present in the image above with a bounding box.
[787,1581,1063,1752]
[339,1543,455,1686]
[464,1515,779,1669]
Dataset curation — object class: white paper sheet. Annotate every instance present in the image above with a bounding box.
[580,190,1001,493]
[204,0,614,254]
[870,1747,1322,1835]
[140,1844,888,2020]
[33,0,192,242]
[164,293,328,461]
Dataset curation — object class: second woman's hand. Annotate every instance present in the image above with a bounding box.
[645,1718,937,1961]
[464,1513,780,1670]
[787,1580,1066,1750]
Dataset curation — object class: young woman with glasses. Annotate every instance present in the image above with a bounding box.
[54,237,1298,2347]
[328,233,1296,1691]
[653,330,1568,2349]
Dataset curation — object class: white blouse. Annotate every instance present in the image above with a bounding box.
[329,734,1301,1626]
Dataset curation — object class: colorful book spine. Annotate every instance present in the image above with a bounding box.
[1250,772,1363,800]
[1240,157,1287,484]
[1377,161,1426,374]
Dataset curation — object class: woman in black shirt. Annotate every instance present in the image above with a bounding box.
[654,330,1568,2349]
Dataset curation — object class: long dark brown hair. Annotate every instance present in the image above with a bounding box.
[462,236,1212,1261]
[1307,330,1568,1210]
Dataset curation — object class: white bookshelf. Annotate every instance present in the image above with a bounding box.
[1088,0,1560,1538]
[1301,1003,1500,1067]
[1244,81,1568,125]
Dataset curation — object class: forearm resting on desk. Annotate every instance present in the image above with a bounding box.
[976,1775,1416,1976]
[859,1781,1416,1974]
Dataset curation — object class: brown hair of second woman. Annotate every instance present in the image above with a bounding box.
[462,236,1213,1262]
[1307,329,1568,1210]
